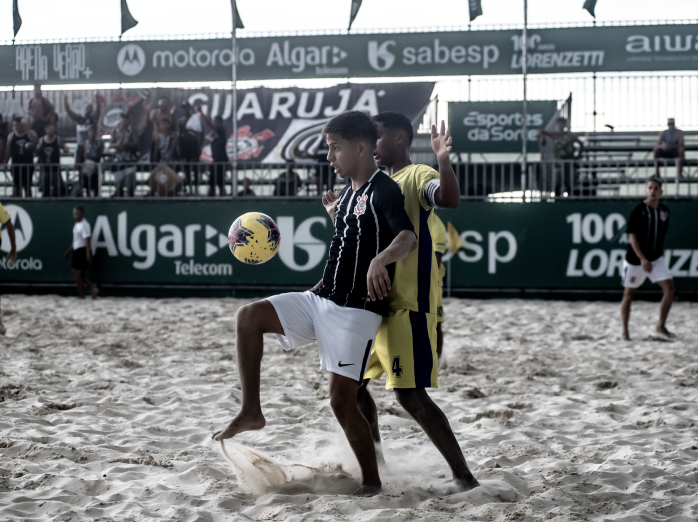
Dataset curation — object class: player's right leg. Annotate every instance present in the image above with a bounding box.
[212,299,284,441]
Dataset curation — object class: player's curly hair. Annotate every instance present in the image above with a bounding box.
[372,111,414,145]
[323,111,378,146]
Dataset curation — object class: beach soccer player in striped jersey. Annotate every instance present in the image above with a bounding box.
[361,111,478,491]
[212,111,417,497]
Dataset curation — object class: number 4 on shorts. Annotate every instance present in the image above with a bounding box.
[392,356,403,378]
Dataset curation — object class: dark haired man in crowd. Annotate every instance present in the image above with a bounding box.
[341,110,479,492]
[197,109,229,197]
[110,112,139,197]
[36,122,69,198]
[80,125,104,197]
[212,111,418,497]
[64,206,97,299]
[64,90,101,163]
[3,116,38,198]
[621,176,674,340]
[176,101,203,194]
[27,84,56,138]
[274,160,303,196]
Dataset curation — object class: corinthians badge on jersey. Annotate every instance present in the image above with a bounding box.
[354,194,368,216]
[660,210,668,221]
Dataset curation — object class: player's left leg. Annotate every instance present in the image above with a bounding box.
[356,379,385,464]
[394,387,479,492]
[329,373,381,496]
[656,278,675,337]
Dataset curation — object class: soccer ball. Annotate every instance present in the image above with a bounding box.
[228,212,281,265]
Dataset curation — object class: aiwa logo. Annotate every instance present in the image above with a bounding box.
[117,44,146,76]
[368,41,396,71]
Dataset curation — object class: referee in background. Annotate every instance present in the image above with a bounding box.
[620,176,674,340]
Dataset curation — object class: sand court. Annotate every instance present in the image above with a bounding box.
[0,295,697,520]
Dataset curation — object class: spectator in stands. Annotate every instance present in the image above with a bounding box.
[154,117,178,165]
[176,101,203,194]
[64,90,101,162]
[150,96,174,133]
[148,117,182,197]
[654,118,684,179]
[27,84,56,138]
[80,125,103,197]
[36,123,68,198]
[237,178,255,197]
[3,116,38,198]
[538,117,584,196]
[64,206,97,299]
[274,160,303,196]
[197,109,229,197]
[307,138,334,195]
[110,112,139,198]
[0,115,8,167]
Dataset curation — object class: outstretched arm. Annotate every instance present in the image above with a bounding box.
[431,121,460,209]
[367,230,417,301]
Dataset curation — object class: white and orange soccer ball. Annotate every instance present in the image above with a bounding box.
[228,212,281,265]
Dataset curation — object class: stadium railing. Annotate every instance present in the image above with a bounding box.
[0,159,695,201]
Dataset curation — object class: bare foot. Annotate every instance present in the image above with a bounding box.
[352,483,381,497]
[91,285,99,300]
[621,331,630,341]
[212,409,265,441]
[0,321,5,336]
[656,325,676,338]
[445,476,480,494]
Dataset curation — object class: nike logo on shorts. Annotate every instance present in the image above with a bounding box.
[338,362,355,367]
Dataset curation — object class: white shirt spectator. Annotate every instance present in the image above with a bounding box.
[73,219,92,250]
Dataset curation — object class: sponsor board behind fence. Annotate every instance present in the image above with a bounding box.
[2,24,697,85]
[449,101,558,153]
[1,200,697,291]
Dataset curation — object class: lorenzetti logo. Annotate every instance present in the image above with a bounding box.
[117,44,146,76]
[368,41,396,71]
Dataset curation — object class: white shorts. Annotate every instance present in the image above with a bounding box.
[621,256,672,288]
[266,291,382,382]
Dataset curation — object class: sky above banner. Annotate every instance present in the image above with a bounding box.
[1,0,697,42]
[2,24,697,86]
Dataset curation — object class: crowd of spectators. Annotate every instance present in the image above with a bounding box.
[1,86,338,199]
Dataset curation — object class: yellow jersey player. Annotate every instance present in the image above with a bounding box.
[361,111,478,491]
[0,203,17,335]
[430,212,447,362]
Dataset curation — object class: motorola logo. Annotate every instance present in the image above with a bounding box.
[117,44,146,76]
[0,205,33,252]
[368,41,396,71]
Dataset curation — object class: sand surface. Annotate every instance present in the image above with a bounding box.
[1,295,697,521]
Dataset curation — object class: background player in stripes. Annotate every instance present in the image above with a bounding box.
[212,111,417,497]
[620,177,675,340]
[0,203,17,335]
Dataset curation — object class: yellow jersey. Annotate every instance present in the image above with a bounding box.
[0,204,10,227]
[430,212,447,284]
[388,164,441,314]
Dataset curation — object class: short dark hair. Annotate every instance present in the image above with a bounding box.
[74,206,85,214]
[648,175,662,187]
[120,111,130,119]
[12,115,22,123]
[323,111,378,146]
[158,96,169,102]
[372,111,414,145]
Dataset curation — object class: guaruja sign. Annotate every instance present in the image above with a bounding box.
[1,24,696,85]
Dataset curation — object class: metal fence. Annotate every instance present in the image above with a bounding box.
[2,159,695,201]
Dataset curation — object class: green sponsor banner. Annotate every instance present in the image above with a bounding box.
[2,24,697,85]
[1,200,697,291]
[449,101,558,153]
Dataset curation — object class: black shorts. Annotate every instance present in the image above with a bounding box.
[12,164,34,191]
[656,148,679,159]
[72,247,89,271]
[209,163,227,186]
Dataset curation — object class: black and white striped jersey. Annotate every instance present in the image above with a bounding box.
[312,170,414,316]
[626,202,670,265]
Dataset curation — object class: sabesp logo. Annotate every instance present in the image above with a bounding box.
[368,41,396,71]
[0,205,33,253]
[117,44,146,76]
[277,216,328,272]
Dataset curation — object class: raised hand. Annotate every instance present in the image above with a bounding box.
[322,189,340,221]
[431,120,452,160]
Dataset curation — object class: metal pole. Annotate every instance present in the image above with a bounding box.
[230,0,238,198]
[521,0,528,202]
